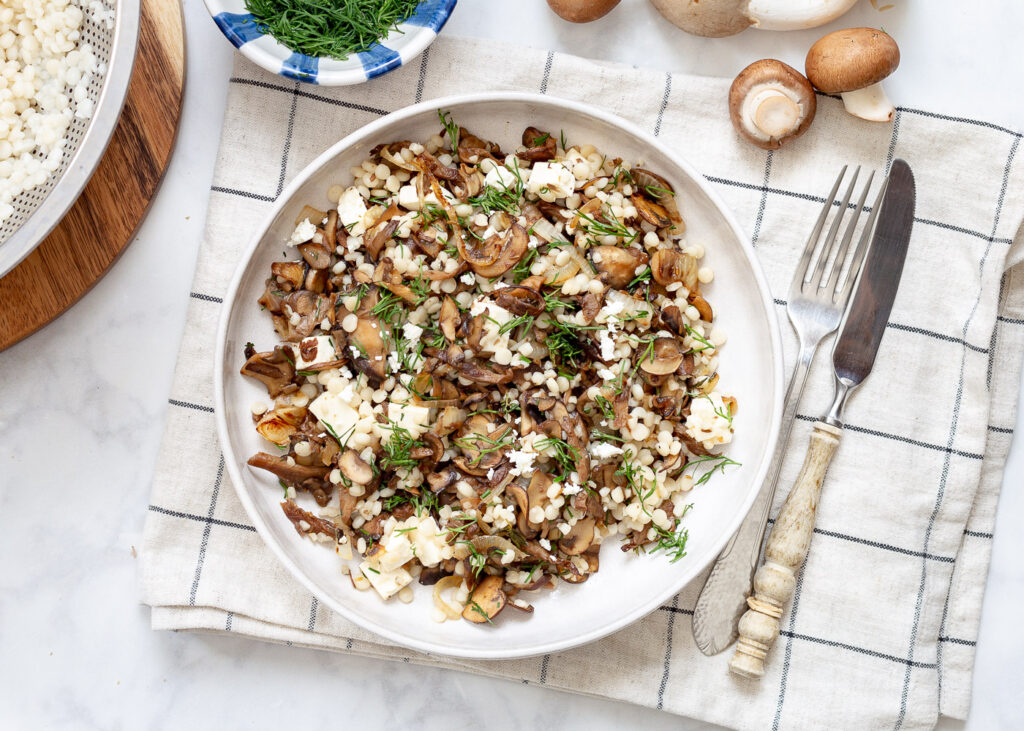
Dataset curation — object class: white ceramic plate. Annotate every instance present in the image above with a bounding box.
[215,93,784,660]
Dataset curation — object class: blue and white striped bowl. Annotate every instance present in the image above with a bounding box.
[204,0,457,86]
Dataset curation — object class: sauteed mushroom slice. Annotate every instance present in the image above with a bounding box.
[688,292,714,322]
[457,127,503,164]
[240,346,296,398]
[639,337,685,376]
[466,223,529,278]
[590,246,648,289]
[559,517,596,555]
[298,241,332,269]
[249,451,329,484]
[280,500,338,539]
[462,575,507,623]
[651,249,699,290]
[631,194,672,228]
[493,284,545,316]
[347,314,388,383]
[632,168,683,226]
[518,126,557,162]
[271,261,306,290]
[339,449,373,485]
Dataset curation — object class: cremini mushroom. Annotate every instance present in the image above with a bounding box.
[806,28,900,122]
[462,575,507,623]
[240,346,296,397]
[248,451,329,485]
[590,245,649,289]
[547,0,620,23]
[639,337,685,376]
[559,517,596,555]
[465,223,529,278]
[649,0,859,37]
[650,248,699,290]
[631,168,682,225]
[729,59,816,150]
[347,314,388,383]
[339,448,373,485]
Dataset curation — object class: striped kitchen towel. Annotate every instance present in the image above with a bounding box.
[139,36,1024,730]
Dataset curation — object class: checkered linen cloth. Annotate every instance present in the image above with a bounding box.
[139,37,1024,730]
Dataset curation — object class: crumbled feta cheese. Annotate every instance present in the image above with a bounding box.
[338,186,368,235]
[590,441,624,460]
[381,401,431,441]
[358,561,412,600]
[484,164,521,190]
[526,162,575,198]
[684,393,734,450]
[460,272,477,286]
[507,449,537,477]
[402,322,424,341]
[538,538,552,551]
[597,327,616,360]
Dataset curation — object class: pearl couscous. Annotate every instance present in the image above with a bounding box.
[242,112,739,624]
[0,0,112,224]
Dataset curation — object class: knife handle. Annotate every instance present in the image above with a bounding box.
[728,421,841,679]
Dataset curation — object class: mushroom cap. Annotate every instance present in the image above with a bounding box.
[805,28,900,94]
[649,0,753,38]
[729,59,816,150]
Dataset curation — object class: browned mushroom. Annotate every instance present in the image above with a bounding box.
[639,337,685,376]
[271,261,306,290]
[339,448,373,485]
[493,284,545,316]
[280,500,338,540]
[240,346,296,398]
[273,291,326,342]
[456,128,503,164]
[631,168,683,225]
[439,296,459,342]
[631,194,672,228]
[688,292,714,322]
[298,241,332,269]
[464,223,529,278]
[518,126,557,162]
[364,204,402,261]
[249,451,329,484]
[559,517,596,555]
[426,465,460,493]
[462,575,507,623]
[650,249,699,290]
[589,245,648,289]
[347,314,388,383]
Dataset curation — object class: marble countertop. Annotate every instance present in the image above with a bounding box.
[1,0,1021,728]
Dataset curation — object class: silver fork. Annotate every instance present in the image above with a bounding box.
[691,165,885,655]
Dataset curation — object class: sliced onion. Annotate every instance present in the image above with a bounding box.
[433,575,466,620]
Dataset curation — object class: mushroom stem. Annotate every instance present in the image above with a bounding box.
[839,82,894,122]
[749,88,802,137]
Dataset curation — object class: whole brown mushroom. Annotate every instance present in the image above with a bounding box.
[729,59,816,150]
[547,0,621,23]
[805,28,900,122]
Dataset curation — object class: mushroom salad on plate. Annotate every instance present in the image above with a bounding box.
[240,113,739,624]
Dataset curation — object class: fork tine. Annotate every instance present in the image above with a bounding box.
[807,166,860,291]
[838,174,889,302]
[825,169,875,297]
[793,165,846,288]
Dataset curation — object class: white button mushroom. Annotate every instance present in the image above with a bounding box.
[805,28,901,122]
[649,0,860,38]
[729,60,817,150]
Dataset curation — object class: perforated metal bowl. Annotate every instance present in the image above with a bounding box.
[0,0,141,278]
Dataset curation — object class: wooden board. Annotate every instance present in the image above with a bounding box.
[0,0,185,350]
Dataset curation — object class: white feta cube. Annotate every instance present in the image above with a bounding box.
[526,162,575,198]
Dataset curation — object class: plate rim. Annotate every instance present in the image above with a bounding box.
[213,91,784,660]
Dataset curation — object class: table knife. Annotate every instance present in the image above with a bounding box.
[728,158,916,679]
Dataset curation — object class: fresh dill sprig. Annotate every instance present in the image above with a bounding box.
[683,454,741,488]
[534,435,580,481]
[576,208,638,245]
[684,324,715,352]
[438,108,459,150]
[628,266,652,289]
[559,129,569,151]
[378,420,424,471]
[244,0,421,62]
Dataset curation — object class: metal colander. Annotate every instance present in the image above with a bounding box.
[0,0,140,278]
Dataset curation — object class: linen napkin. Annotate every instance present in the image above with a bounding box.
[139,36,1024,730]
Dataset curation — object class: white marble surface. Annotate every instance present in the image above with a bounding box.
[1,0,1022,728]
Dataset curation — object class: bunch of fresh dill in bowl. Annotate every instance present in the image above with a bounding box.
[244,0,423,60]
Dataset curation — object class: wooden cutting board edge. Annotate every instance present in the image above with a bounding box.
[0,0,186,351]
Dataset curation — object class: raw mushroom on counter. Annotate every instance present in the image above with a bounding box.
[805,28,901,122]
[649,0,861,38]
[729,60,817,150]
[547,0,621,23]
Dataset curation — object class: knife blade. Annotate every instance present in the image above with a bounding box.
[727,160,916,679]
[831,158,916,389]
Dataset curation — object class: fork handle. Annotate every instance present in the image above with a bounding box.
[728,421,842,679]
[692,341,818,655]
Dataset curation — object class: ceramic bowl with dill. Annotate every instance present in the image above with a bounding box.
[205,0,457,85]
